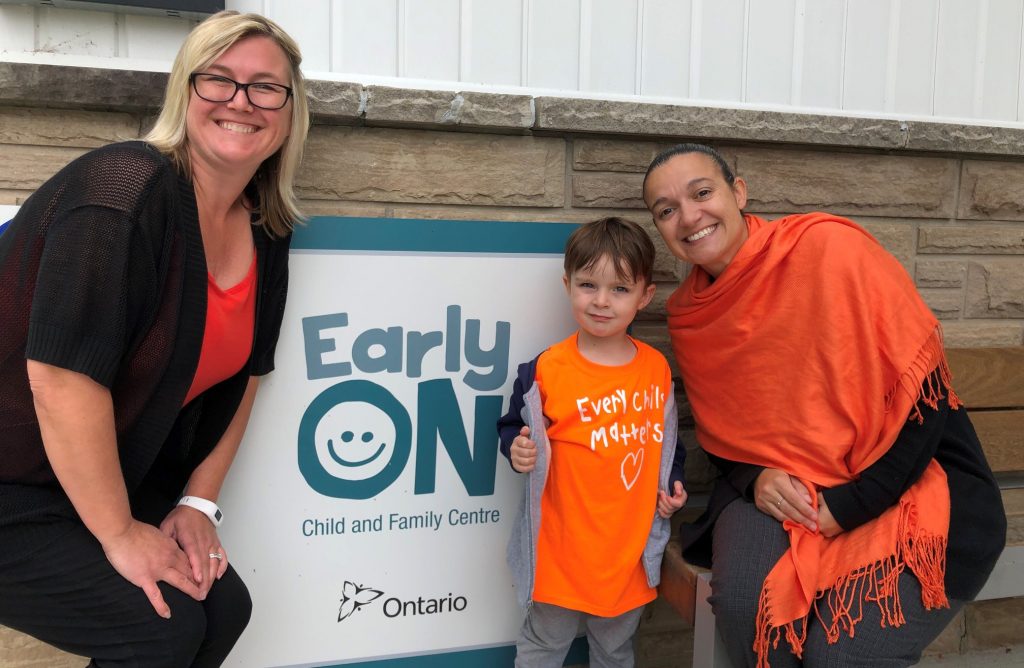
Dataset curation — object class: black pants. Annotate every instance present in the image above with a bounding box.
[0,494,251,668]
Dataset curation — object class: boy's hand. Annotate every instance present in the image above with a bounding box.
[657,481,687,518]
[510,426,537,473]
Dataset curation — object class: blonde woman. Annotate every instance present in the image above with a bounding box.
[0,11,309,667]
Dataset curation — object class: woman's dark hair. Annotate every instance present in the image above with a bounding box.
[642,143,735,194]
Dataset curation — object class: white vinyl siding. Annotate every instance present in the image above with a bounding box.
[2,0,1024,125]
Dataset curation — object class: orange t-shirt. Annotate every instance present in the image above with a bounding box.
[532,333,672,616]
[183,255,257,406]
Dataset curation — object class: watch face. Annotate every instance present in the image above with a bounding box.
[214,510,223,521]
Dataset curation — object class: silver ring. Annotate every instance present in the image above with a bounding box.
[209,552,224,560]
[775,498,783,508]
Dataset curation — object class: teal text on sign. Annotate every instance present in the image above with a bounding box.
[293,217,574,501]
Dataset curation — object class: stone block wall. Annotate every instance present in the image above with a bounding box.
[4,112,1022,357]
[1,62,1022,666]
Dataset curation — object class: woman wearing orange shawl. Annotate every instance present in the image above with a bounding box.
[643,144,1006,667]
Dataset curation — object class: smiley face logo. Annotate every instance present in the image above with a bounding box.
[329,427,385,468]
[315,401,395,482]
[298,380,412,499]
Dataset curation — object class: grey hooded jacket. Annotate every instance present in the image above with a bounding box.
[498,357,682,609]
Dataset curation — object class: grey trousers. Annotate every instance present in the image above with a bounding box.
[709,500,963,668]
[515,600,645,668]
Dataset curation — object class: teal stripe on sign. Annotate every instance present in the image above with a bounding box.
[312,637,587,667]
[292,217,577,254]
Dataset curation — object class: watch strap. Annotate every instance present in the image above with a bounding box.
[176,495,223,527]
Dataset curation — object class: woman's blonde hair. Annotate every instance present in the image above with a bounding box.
[145,10,309,237]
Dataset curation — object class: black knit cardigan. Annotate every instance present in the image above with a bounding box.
[0,141,290,524]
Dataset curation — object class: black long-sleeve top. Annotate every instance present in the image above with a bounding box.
[679,381,1006,601]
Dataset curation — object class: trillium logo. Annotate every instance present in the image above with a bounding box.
[337,581,384,622]
[335,580,471,623]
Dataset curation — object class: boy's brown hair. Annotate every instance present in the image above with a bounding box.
[563,217,656,286]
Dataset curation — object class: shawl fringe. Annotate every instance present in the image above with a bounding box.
[667,215,956,668]
[888,326,961,423]
[752,502,949,668]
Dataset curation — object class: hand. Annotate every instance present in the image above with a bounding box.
[754,468,818,532]
[161,505,227,600]
[816,492,843,537]
[101,520,202,618]
[657,481,688,518]
[510,426,537,473]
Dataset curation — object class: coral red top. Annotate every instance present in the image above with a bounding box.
[183,254,257,406]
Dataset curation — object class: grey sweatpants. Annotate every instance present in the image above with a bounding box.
[710,500,963,668]
[515,600,644,668]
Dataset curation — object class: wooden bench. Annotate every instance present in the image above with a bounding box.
[658,346,1024,668]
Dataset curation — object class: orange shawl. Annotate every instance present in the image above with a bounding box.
[667,213,956,667]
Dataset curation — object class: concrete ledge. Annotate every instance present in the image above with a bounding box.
[905,121,1024,155]
[0,62,164,112]
[361,86,535,131]
[534,97,909,150]
[4,61,1024,156]
[305,78,363,121]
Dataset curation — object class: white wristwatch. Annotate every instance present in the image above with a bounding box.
[176,495,223,527]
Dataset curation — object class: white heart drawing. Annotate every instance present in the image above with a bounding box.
[620,448,644,491]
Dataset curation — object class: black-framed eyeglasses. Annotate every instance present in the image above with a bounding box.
[190,73,293,110]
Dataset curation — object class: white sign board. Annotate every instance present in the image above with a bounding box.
[0,205,18,228]
[220,217,582,667]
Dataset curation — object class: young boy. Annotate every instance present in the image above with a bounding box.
[498,217,687,668]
